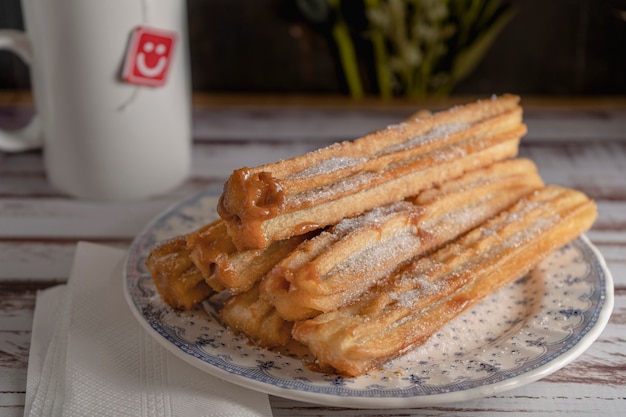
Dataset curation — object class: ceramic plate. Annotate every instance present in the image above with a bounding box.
[124,188,614,408]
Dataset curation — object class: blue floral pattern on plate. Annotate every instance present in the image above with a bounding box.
[123,188,614,408]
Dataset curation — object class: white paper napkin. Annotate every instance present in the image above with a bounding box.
[25,241,274,417]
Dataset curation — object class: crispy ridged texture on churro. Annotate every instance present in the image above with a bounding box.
[186,220,313,294]
[220,284,294,348]
[218,95,525,250]
[145,235,213,310]
[292,186,598,376]
[259,158,544,321]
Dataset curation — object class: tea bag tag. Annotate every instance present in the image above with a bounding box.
[122,26,177,87]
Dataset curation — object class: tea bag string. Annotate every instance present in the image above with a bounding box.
[141,0,152,24]
[117,0,152,111]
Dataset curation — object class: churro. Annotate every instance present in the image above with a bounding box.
[218,95,525,250]
[186,220,312,294]
[219,284,293,348]
[145,235,212,310]
[292,186,598,376]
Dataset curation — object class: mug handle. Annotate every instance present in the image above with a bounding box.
[0,29,43,152]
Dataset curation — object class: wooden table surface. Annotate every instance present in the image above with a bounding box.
[0,95,625,416]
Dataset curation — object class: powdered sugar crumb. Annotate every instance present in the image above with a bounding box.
[432,146,467,163]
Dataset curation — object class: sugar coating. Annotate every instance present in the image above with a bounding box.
[382,123,469,155]
[285,122,470,205]
[331,201,416,237]
[327,231,421,280]
[388,273,444,309]
[290,172,380,205]
[432,146,467,163]
[384,199,561,313]
[288,157,368,180]
[421,201,488,236]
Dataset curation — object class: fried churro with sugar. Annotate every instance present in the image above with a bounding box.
[145,235,212,310]
[186,220,312,294]
[292,186,597,376]
[218,95,525,250]
[219,284,294,348]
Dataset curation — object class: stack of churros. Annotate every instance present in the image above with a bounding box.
[145,95,597,376]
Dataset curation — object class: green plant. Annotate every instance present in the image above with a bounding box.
[295,0,515,98]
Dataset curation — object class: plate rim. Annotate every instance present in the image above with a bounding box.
[123,188,614,409]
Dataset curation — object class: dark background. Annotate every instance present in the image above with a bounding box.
[1,0,625,97]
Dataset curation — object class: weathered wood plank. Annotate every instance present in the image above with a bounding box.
[0,283,38,331]
[0,389,25,417]
[192,106,626,142]
[0,331,30,370]
[0,242,78,281]
[523,108,626,142]
[270,381,625,416]
[520,142,626,201]
[0,199,175,239]
[190,140,327,178]
[192,107,407,142]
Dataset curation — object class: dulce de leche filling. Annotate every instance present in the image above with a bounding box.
[218,169,285,222]
[217,169,286,248]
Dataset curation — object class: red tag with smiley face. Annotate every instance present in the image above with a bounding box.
[122,26,177,87]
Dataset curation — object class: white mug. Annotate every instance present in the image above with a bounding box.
[0,0,191,200]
